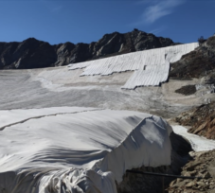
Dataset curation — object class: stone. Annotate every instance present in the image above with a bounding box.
[186,181,196,188]
[0,29,175,69]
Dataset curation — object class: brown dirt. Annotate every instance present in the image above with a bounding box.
[175,102,215,140]
[167,150,215,193]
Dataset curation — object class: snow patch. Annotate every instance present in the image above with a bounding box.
[172,125,215,152]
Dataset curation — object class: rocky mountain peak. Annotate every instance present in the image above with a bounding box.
[0,29,175,69]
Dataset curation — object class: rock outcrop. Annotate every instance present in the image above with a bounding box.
[0,38,57,69]
[170,36,215,79]
[0,29,175,69]
[167,150,215,193]
[175,102,215,140]
[166,35,215,192]
[171,36,215,140]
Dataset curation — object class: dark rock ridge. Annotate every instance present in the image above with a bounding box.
[0,29,175,69]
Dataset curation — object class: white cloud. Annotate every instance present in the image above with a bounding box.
[142,0,184,23]
[149,26,166,35]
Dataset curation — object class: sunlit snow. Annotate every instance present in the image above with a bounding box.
[172,125,215,152]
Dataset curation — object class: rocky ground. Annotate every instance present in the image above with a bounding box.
[168,102,215,192]
[175,102,215,140]
[167,150,215,193]
[172,36,215,139]
[165,36,215,193]
[170,36,215,80]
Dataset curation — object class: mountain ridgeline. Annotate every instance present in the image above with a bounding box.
[0,29,175,69]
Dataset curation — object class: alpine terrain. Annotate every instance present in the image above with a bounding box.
[1,30,215,193]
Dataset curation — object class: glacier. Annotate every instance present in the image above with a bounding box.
[0,107,172,193]
[2,41,214,193]
[68,43,199,89]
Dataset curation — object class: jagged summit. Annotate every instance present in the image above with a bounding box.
[0,29,174,69]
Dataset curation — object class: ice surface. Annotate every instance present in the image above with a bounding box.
[0,42,205,193]
[0,107,172,193]
[68,43,199,89]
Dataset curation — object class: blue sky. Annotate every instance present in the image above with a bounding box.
[0,0,214,45]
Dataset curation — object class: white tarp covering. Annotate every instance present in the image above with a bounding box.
[68,43,199,89]
[0,107,172,193]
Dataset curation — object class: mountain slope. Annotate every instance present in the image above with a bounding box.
[170,35,215,79]
[0,29,174,69]
[170,36,215,139]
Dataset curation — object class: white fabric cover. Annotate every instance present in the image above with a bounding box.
[0,107,172,193]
